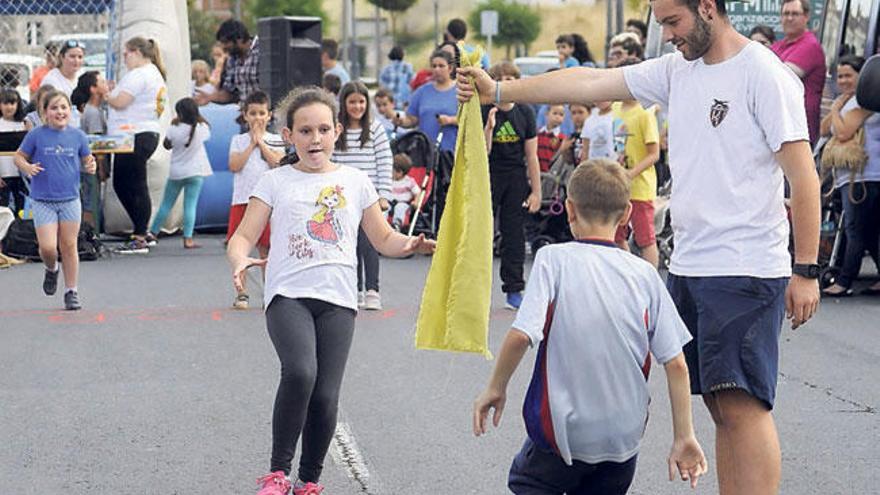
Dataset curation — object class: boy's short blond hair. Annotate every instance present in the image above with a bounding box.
[567,159,631,224]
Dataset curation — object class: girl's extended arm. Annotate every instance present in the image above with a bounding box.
[227,198,272,292]
[360,201,435,257]
[13,150,42,177]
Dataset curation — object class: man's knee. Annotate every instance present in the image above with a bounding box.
[703,389,769,428]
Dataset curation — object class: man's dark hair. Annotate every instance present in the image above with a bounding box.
[839,55,866,73]
[782,0,810,14]
[321,39,339,60]
[216,19,250,43]
[446,18,467,41]
[388,45,404,61]
[673,0,727,16]
[626,19,648,40]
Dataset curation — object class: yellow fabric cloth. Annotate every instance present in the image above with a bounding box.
[612,101,659,201]
[415,45,494,358]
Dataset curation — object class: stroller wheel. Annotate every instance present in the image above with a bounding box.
[820,266,839,289]
[531,236,554,255]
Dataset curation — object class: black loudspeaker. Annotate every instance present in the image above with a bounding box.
[258,16,322,108]
[857,55,880,112]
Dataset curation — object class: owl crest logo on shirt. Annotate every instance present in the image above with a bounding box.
[709,99,730,128]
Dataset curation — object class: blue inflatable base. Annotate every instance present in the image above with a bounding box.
[195,103,241,231]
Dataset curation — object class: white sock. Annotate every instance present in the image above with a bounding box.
[65,287,77,294]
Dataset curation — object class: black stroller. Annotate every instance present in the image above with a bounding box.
[390,130,445,238]
[527,152,577,253]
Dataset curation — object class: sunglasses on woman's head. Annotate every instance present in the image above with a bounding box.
[64,40,85,49]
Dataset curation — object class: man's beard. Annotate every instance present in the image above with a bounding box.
[680,13,713,61]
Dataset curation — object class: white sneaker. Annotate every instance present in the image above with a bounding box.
[363,290,382,310]
[357,291,366,308]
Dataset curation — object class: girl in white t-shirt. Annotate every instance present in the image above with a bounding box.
[226,90,284,309]
[0,89,27,214]
[332,81,393,310]
[105,37,168,254]
[40,40,85,129]
[227,87,433,495]
[148,98,212,249]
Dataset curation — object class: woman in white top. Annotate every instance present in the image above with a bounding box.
[40,40,85,127]
[40,40,84,96]
[105,37,168,253]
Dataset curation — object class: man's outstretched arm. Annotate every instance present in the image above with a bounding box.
[457,66,634,106]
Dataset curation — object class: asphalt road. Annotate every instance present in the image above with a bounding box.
[1,235,877,494]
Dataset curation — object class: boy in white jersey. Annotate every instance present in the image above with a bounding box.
[474,160,706,494]
[458,0,821,492]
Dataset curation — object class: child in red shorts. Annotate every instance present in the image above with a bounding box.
[227,91,284,308]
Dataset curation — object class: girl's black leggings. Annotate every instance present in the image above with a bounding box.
[113,132,159,236]
[265,296,356,482]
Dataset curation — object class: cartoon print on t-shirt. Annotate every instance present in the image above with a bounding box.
[307,185,347,245]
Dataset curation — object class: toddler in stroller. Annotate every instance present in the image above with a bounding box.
[383,154,422,231]
[390,130,440,237]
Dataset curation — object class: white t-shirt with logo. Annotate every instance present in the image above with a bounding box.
[107,63,167,134]
[623,42,808,278]
[229,132,283,205]
[165,122,212,180]
[513,241,691,465]
[251,165,379,310]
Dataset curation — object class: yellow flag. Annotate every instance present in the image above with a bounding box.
[415,45,494,359]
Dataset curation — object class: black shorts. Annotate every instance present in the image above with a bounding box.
[508,438,637,495]
[666,274,789,409]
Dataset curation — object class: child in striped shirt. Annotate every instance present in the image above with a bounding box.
[332,81,393,310]
[536,104,567,172]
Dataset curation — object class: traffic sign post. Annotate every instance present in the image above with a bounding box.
[481,10,498,60]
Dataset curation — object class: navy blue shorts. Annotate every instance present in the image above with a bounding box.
[508,438,637,495]
[666,274,788,409]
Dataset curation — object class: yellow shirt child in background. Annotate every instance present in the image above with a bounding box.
[612,99,660,268]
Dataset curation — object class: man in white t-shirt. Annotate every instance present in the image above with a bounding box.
[457,0,821,492]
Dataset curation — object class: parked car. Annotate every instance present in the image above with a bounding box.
[513,56,559,77]
[0,53,43,102]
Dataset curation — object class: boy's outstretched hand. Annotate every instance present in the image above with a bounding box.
[668,435,708,489]
[473,388,506,436]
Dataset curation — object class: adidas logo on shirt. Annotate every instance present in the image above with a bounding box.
[494,121,520,144]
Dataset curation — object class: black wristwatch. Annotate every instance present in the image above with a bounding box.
[792,263,821,279]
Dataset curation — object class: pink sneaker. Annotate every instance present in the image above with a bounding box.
[256,471,291,495]
[292,481,324,495]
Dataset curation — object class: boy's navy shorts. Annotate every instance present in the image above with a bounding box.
[508,438,637,495]
[666,274,789,409]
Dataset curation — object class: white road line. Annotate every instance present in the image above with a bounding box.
[330,420,377,494]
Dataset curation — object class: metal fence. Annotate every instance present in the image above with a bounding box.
[0,0,117,100]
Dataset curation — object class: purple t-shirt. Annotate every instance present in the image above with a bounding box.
[772,31,826,145]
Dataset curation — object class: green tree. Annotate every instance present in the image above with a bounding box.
[365,0,418,42]
[187,0,220,62]
[247,0,327,24]
[468,0,541,59]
